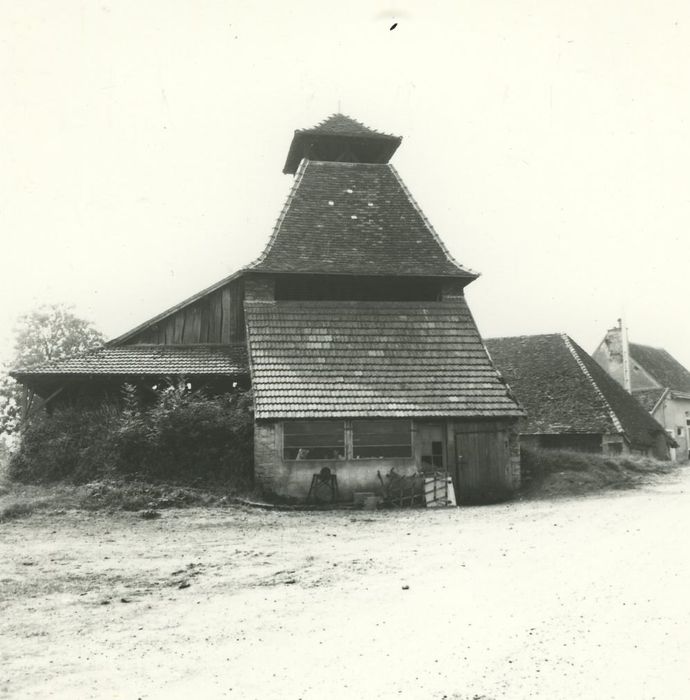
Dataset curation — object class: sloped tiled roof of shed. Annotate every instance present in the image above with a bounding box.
[485,334,666,448]
[249,161,476,278]
[629,343,690,392]
[245,300,523,419]
[11,344,249,377]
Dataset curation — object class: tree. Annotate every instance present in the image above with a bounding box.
[12,304,105,368]
[0,304,106,438]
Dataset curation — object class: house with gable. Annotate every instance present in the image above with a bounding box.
[486,333,671,459]
[593,322,690,461]
[12,113,524,503]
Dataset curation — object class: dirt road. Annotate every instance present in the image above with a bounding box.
[2,469,690,699]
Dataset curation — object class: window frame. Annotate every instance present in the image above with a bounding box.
[282,420,346,462]
[282,418,414,462]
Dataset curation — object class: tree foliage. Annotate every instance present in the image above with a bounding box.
[0,304,105,438]
[12,304,105,368]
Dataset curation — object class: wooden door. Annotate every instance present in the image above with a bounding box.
[454,423,510,504]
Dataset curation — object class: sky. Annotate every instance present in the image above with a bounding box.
[2,0,690,368]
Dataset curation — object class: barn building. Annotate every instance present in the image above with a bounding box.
[13,114,524,503]
[485,333,671,459]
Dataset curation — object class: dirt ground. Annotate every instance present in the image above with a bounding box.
[2,469,690,700]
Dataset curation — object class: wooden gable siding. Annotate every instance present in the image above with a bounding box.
[127,278,245,345]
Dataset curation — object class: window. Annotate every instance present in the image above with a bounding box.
[352,419,412,459]
[422,441,444,468]
[283,421,345,460]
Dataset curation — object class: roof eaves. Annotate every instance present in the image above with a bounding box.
[388,164,479,279]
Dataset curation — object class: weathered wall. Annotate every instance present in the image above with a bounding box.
[593,333,660,391]
[653,396,690,462]
[255,417,521,503]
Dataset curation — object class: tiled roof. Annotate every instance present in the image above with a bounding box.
[11,344,249,377]
[250,161,477,278]
[296,113,400,140]
[245,300,523,419]
[629,343,690,392]
[485,334,666,448]
[632,387,667,413]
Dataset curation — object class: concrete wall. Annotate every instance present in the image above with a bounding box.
[653,396,690,462]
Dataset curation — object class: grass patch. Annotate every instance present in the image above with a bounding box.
[521,447,675,499]
[0,478,248,523]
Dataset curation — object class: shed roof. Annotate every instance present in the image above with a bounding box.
[629,343,690,393]
[485,334,667,448]
[11,344,249,378]
[245,300,523,419]
[250,160,477,279]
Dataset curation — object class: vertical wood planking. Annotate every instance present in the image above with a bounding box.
[209,291,222,343]
[119,280,242,345]
[199,304,210,343]
[221,286,233,343]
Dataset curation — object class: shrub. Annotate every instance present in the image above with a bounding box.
[9,403,118,483]
[9,383,254,489]
[520,446,673,498]
[114,382,254,486]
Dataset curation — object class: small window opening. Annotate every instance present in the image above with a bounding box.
[283,420,345,460]
[352,419,412,459]
[422,441,444,469]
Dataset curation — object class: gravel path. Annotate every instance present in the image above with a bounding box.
[2,468,689,699]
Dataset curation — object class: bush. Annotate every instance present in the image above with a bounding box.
[520,446,673,498]
[115,382,254,486]
[9,383,254,489]
[9,403,119,483]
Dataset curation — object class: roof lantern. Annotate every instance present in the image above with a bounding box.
[283,113,402,174]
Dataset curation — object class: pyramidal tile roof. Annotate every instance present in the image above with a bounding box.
[245,300,523,419]
[297,113,401,140]
[485,334,667,448]
[250,160,477,278]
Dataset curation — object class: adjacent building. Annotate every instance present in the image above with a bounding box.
[12,114,524,502]
[593,322,690,461]
[485,333,670,459]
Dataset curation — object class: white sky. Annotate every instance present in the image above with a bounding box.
[2,0,689,368]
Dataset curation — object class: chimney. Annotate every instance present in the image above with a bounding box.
[619,318,632,393]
